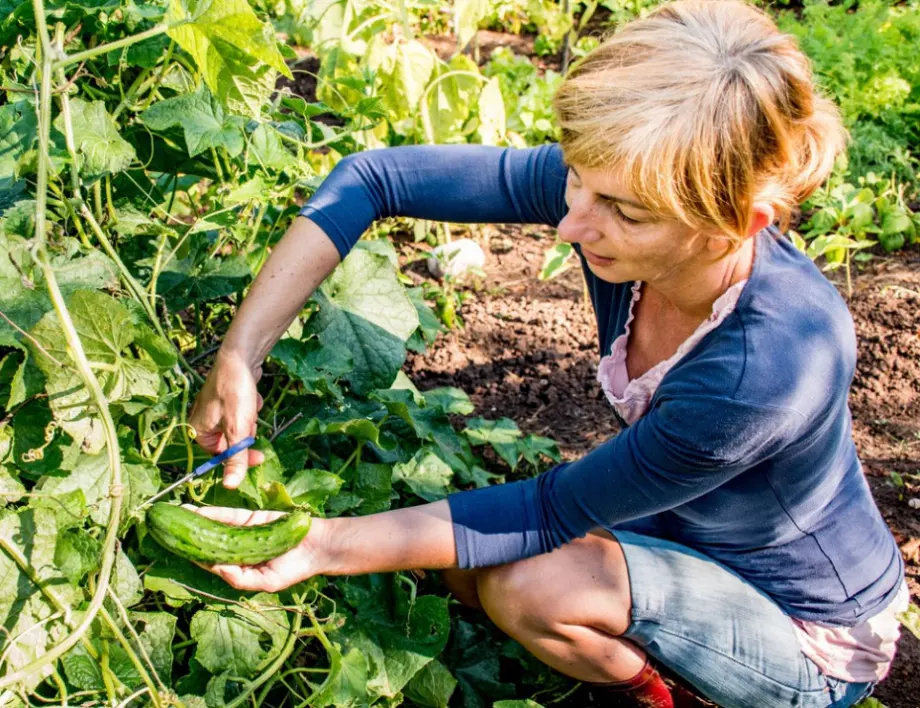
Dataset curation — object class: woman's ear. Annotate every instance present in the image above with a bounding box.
[747,202,775,237]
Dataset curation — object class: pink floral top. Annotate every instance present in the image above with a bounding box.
[596,280,909,683]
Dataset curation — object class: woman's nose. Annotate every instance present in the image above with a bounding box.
[557,210,602,245]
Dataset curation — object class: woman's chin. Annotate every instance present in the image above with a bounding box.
[585,258,630,283]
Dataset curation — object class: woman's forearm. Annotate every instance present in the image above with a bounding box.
[314,500,458,575]
[221,216,342,371]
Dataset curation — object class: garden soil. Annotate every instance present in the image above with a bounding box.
[402,225,920,708]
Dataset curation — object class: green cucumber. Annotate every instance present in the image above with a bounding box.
[146,503,312,565]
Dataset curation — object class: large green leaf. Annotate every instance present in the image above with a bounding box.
[54,527,102,584]
[426,55,480,144]
[454,0,490,50]
[142,85,247,157]
[27,290,161,453]
[463,417,521,468]
[335,575,451,700]
[249,124,291,170]
[308,644,371,708]
[40,455,158,526]
[443,619,516,708]
[0,101,36,181]
[373,39,436,123]
[322,249,419,341]
[308,249,419,395]
[393,448,453,502]
[125,611,178,685]
[405,659,458,708]
[476,77,506,146]
[0,507,84,691]
[538,241,574,281]
[899,603,920,641]
[166,0,292,117]
[0,465,26,506]
[62,610,177,691]
[341,461,393,516]
[0,232,116,347]
[189,592,290,677]
[282,467,344,511]
[55,99,135,182]
[270,334,352,402]
[156,248,251,310]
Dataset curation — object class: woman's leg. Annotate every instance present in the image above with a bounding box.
[444,530,872,708]
[441,567,484,611]
[473,530,647,683]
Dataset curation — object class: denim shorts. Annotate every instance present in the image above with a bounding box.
[609,530,877,708]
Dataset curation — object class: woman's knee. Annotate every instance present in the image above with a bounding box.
[475,534,633,638]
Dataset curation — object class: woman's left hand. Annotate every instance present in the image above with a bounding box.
[184,505,325,593]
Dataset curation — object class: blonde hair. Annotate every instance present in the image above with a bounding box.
[553,0,847,243]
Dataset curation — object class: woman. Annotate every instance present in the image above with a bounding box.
[187,2,908,706]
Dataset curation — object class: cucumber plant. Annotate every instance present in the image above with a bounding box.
[0,2,562,705]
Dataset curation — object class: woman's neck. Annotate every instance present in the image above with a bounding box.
[647,237,756,321]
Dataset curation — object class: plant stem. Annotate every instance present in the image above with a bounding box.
[52,24,175,70]
[98,604,163,708]
[79,204,204,384]
[195,303,204,354]
[0,534,100,662]
[53,25,81,200]
[138,40,176,113]
[99,640,119,705]
[211,147,226,186]
[112,66,154,119]
[106,589,167,696]
[93,180,104,223]
[1,0,124,690]
[228,610,304,708]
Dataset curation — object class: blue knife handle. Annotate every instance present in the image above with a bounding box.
[191,436,256,479]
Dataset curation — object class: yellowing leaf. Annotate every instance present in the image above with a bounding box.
[476,77,506,146]
[166,0,292,117]
[375,40,435,123]
[454,0,489,49]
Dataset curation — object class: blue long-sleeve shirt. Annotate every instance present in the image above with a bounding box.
[300,143,903,625]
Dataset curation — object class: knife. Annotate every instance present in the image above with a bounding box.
[137,436,256,509]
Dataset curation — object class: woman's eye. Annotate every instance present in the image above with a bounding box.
[610,202,640,225]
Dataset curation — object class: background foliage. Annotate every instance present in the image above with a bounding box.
[0,0,917,706]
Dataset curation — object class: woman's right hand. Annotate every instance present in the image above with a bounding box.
[188,351,266,489]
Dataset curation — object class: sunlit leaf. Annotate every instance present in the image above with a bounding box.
[142,85,246,157]
[166,0,292,117]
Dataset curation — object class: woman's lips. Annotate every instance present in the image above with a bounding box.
[582,248,616,266]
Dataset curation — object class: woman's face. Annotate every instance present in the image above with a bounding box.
[558,161,709,284]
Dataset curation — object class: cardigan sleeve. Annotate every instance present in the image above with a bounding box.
[448,390,806,568]
[299,143,569,258]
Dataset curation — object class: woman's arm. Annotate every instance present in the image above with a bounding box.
[448,390,806,569]
[301,142,569,258]
[191,143,569,487]
[193,500,457,591]
[188,217,341,487]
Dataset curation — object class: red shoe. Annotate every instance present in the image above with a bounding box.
[585,661,676,708]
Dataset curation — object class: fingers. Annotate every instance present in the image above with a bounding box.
[208,564,290,593]
[221,419,256,490]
